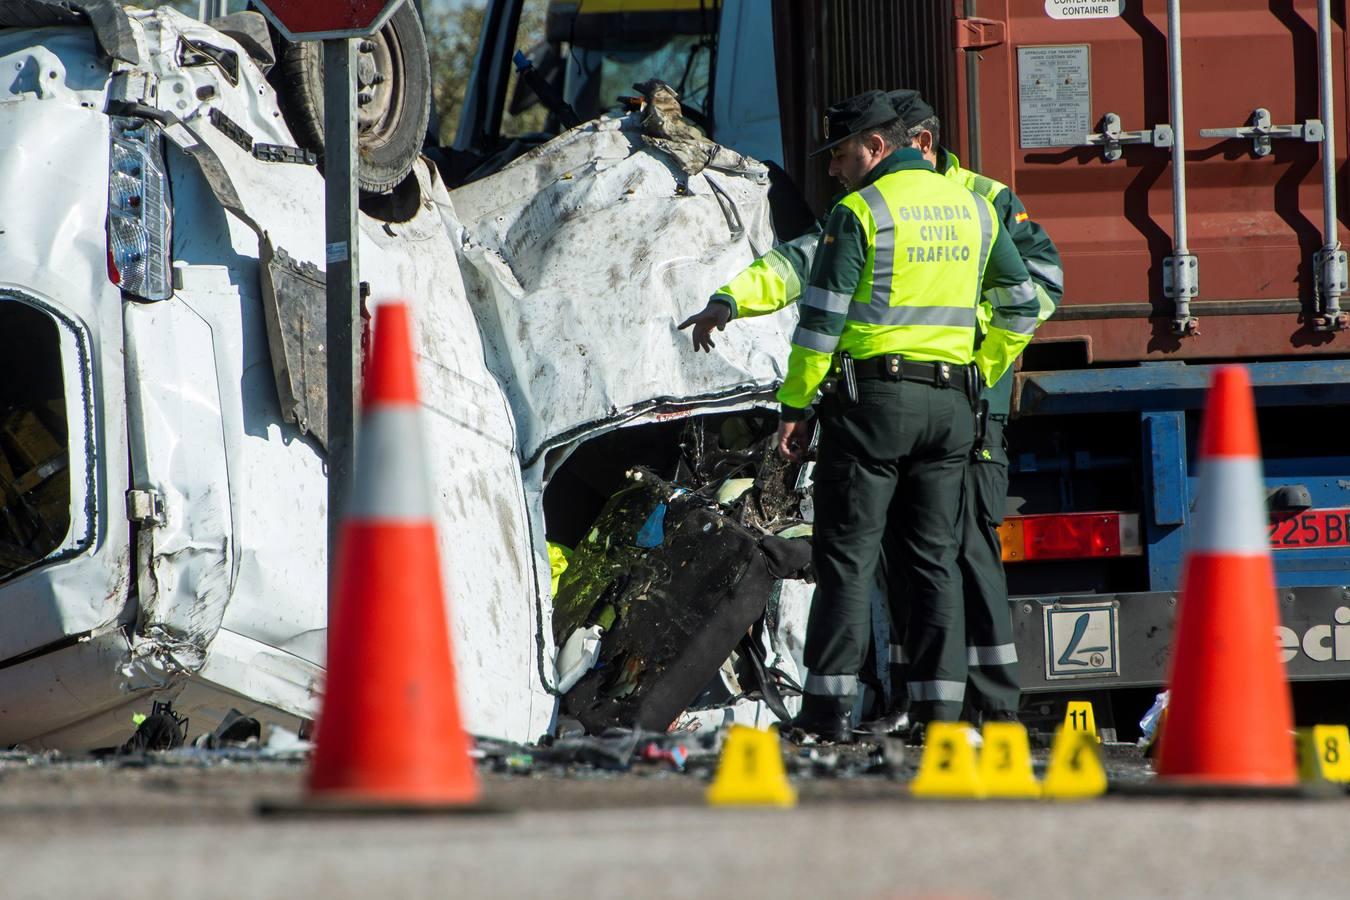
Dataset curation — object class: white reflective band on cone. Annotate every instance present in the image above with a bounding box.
[1189,456,1270,554]
[349,406,435,521]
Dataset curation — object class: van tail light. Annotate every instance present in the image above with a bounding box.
[107,117,172,301]
[999,512,1142,563]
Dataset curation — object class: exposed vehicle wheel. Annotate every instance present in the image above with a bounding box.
[270,2,431,195]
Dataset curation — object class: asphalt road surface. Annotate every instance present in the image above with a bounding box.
[2,751,1348,899]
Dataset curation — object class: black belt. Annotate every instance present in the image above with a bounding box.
[850,354,977,395]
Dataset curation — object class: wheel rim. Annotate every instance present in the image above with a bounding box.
[355,20,406,152]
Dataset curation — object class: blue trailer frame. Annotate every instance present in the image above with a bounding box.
[1010,359,1350,695]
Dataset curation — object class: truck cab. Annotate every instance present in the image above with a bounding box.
[448,0,782,183]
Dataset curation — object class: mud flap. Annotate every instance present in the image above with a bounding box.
[258,235,331,449]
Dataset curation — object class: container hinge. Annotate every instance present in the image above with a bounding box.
[1163,254,1200,336]
[126,489,165,526]
[955,16,1005,50]
[1083,113,1173,163]
[1199,108,1324,158]
[1313,247,1349,332]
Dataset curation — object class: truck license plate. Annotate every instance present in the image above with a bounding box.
[1269,509,1350,551]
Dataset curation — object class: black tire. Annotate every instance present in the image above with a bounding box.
[270,2,431,195]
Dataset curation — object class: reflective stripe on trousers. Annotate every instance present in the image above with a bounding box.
[967,644,1018,666]
[804,672,858,697]
[908,680,966,702]
[891,645,1017,668]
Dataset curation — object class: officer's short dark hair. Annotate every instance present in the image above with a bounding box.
[857,117,909,151]
[906,115,942,148]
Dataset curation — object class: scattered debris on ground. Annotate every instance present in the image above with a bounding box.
[0,730,1156,797]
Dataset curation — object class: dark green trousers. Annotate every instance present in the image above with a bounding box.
[960,415,1019,715]
[881,415,1021,719]
[804,378,974,723]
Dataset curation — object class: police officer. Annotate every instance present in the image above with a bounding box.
[768,90,1040,741]
[680,90,1061,734]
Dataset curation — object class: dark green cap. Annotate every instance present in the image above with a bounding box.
[886,89,937,130]
[812,89,902,156]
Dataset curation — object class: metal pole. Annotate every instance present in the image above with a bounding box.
[1167,0,1187,255]
[324,38,360,612]
[964,0,981,172]
[1165,0,1198,335]
[1315,0,1345,329]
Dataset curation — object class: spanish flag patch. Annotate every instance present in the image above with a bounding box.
[824,234,836,245]
[1015,212,1030,223]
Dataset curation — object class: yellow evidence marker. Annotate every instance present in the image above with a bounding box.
[1295,725,1350,784]
[1041,726,1107,800]
[706,725,797,808]
[978,721,1042,798]
[911,722,986,799]
[1063,701,1100,742]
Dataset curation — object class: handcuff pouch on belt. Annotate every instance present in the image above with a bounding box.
[821,354,860,406]
[839,352,859,405]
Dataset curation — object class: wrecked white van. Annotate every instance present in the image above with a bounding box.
[0,3,801,749]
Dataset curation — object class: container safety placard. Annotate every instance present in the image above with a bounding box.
[1043,602,1120,680]
[1017,45,1091,149]
[1044,0,1124,19]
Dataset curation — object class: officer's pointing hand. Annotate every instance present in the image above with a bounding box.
[776,419,810,462]
[677,300,731,352]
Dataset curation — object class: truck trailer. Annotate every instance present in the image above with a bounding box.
[457,0,1350,735]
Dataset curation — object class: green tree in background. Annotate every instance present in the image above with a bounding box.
[425,0,548,144]
[424,2,485,145]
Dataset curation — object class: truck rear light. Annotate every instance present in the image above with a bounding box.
[999,512,1142,563]
[106,117,172,301]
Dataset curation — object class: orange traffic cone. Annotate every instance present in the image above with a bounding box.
[1156,365,1296,789]
[305,301,482,809]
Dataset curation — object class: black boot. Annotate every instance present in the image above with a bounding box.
[857,702,911,737]
[788,694,855,744]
